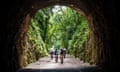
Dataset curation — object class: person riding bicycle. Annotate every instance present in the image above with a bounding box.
[63,48,66,58]
[54,49,59,62]
[49,46,54,59]
[60,48,64,64]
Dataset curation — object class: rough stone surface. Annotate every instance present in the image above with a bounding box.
[4,0,118,72]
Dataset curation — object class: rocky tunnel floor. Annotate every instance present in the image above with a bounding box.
[17,55,102,72]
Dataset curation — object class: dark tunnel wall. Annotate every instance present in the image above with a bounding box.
[4,0,118,72]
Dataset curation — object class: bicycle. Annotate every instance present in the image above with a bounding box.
[55,55,58,62]
[60,54,64,64]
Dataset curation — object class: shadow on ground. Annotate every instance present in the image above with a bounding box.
[17,66,102,72]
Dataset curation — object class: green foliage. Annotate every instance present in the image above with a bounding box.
[27,5,91,63]
[28,18,47,58]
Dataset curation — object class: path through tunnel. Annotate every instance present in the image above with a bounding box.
[5,0,118,72]
[16,5,97,71]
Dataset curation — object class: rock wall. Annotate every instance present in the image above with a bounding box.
[5,0,117,72]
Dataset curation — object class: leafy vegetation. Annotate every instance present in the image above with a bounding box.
[27,5,90,63]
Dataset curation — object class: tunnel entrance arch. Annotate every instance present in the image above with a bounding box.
[7,0,112,72]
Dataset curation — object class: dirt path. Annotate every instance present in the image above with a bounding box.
[25,55,92,69]
[18,55,101,72]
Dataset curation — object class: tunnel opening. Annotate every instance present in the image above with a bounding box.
[26,4,91,65]
[6,0,117,72]
[15,3,105,71]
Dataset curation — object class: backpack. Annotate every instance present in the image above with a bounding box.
[60,49,64,54]
[55,50,58,55]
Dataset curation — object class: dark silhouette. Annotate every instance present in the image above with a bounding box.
[54,49,59,62]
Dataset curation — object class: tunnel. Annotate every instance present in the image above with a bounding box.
[4,0,118,72]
